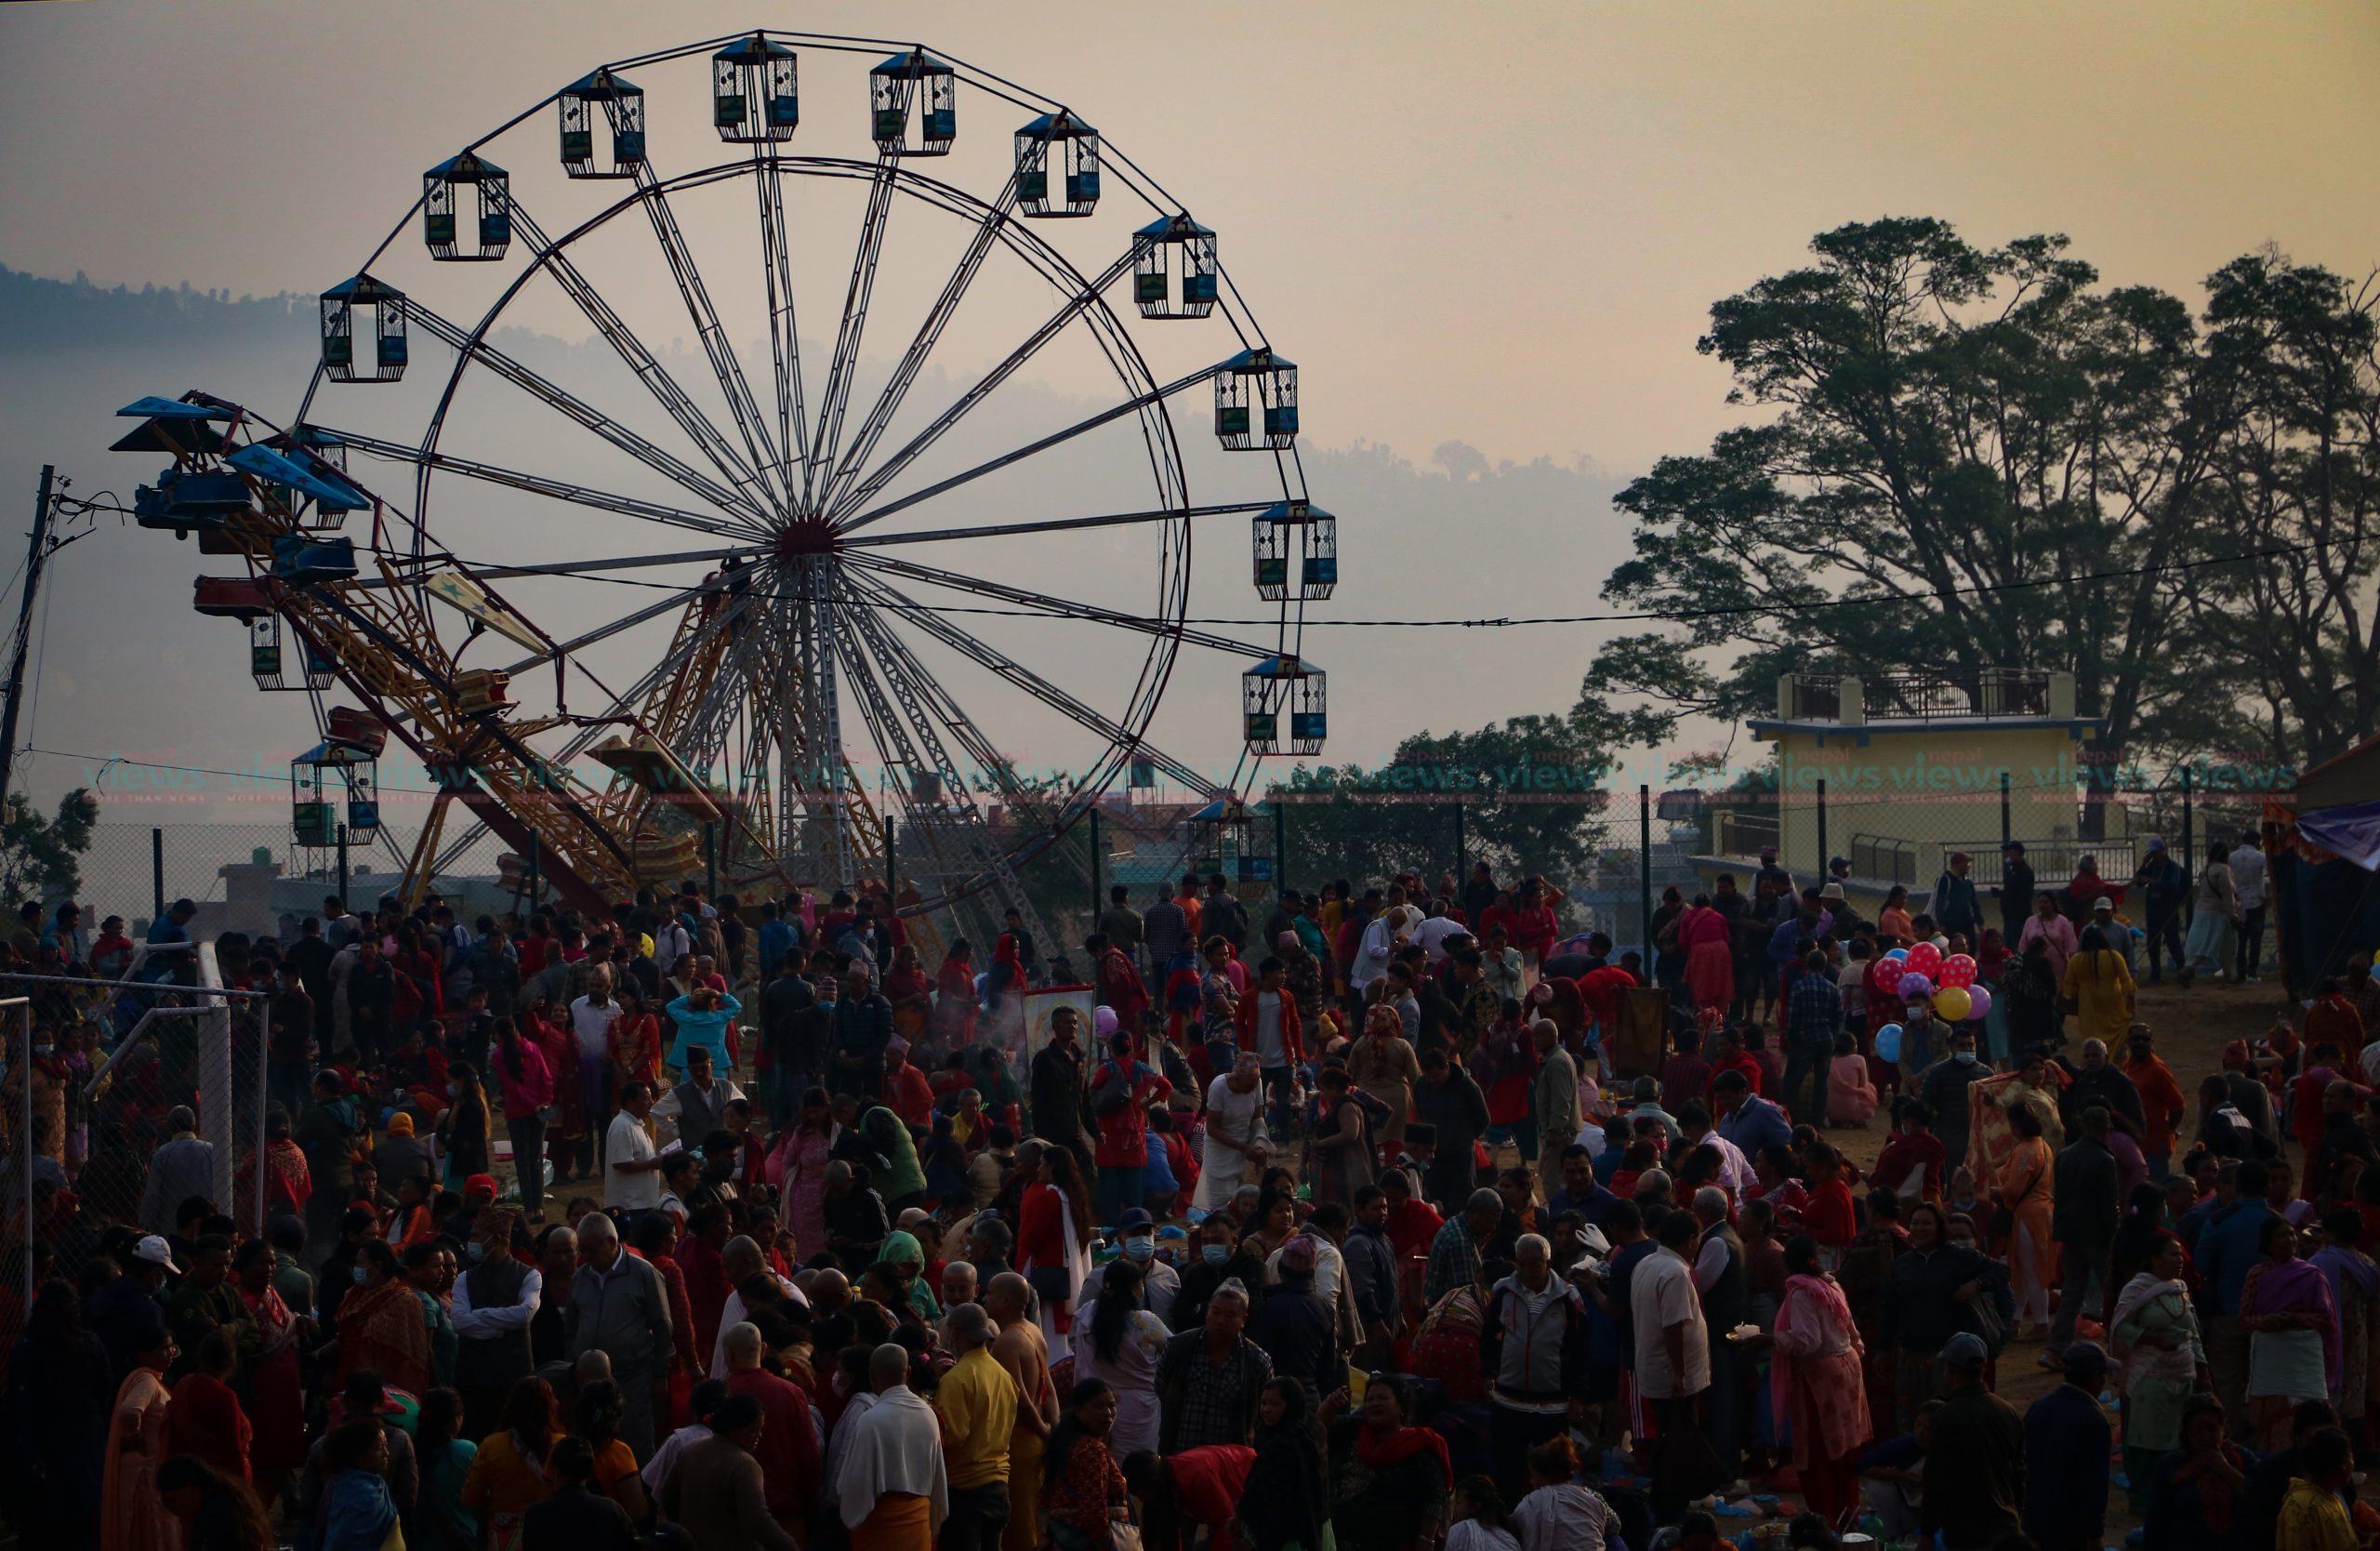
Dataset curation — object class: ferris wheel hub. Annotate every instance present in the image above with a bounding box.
[774,518,839,560]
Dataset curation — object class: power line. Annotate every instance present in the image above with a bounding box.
[421,535,2324,630]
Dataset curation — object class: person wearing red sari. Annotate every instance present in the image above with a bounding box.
[1094,935,1152,1038]
[1709,1027,1765,1097]
[231,1239,306,1507]
[1680,899,1736,1015]
[605,987,663,1093]
[676,1205,734,1364]
[526,1000,585,1186]
[334,1241,432,1397]
[1752,1236,1871,1523]
[881,945,932,1010]
[1580,963,1638,1043]
[883,1039,937,1131]
[634,1211,702,1421]
[1512,884,1559,971]
[1801,1144,1859,1270]
[164,1328,254,1485]
[238,1111,312,1234]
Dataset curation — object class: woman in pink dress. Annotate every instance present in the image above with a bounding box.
[768,1086,839,1259]
[1754,1234,1871,1525]
[1679,895,1736,1014]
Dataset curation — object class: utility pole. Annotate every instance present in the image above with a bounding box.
[0,466,59,813]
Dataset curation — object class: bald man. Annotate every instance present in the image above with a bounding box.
[837,1343,948,1551]
[986,1272,1057,1551]
[711,1234,806,1379]
[936,1303,1016,1551]
[723,1320,820,1535]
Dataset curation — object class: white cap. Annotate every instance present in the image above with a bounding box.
[2093,896,2114,911]
[131,1235,178,1270]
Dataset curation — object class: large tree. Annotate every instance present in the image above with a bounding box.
[2178,251,2380,767]
[1580,217,2243,760]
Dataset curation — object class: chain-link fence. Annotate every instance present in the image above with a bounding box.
[0,951,268,1311]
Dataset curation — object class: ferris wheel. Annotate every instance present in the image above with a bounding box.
[110,28,1337,944]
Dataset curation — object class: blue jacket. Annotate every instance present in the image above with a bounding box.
[2196,1198,2275,1316]
[1718,1094,1793,1159]
[664,993,742,1067]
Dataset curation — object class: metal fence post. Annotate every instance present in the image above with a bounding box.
[1815,777,1828,879]
[1452,799,1464,886]
[14,999,28,1307]
[1274,801,1288,897]
[704,822,718,899]
[151,827,165,921]
[527,831,541,909]
[2001,772,2013,850]
[2181,764,2195,891]
[1088,808,1103,918]
[1638,785,1654,964]
[337,822,350,908]
[885,817,897,900]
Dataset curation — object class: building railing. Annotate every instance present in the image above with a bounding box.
[1852,832,1920,886]
[1781,669,2063,723]
[1712,808,1780,857]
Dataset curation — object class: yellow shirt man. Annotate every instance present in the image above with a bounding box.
[936,1335,1019,1491]
[2278,1476,2358,1551]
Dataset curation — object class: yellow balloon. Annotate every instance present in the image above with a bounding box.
[1936,985,1973,1022]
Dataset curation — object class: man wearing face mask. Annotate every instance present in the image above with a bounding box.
[1171,1215,1267,1334]
[1078,1207,1180,1324]
[1917,1027,1990,1176]
[450,1205,538,1441]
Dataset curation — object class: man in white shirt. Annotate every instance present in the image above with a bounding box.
[1629,1209,1712,1518]
[2229,834,2268,984]
[1351,905,1416,993]
[1411,908,1469,965]
[606,1081,665,1213]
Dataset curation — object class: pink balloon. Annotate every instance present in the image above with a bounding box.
[1937,954,1977,989]
[1964,985,1992,1020]
[1904,942,1944,978]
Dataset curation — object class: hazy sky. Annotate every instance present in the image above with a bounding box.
[5,0,2373,473]
[0,0,2374,836]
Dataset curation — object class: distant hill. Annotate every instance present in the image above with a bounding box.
[0,263,317,354]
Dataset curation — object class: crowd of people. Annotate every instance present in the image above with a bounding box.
[0,842,2365,1551]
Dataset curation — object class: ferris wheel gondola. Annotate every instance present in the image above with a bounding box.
[111,29,1337,946]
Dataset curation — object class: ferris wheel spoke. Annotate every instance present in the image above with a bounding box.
[826,249,1134,525]
[831,581,1047,930]
[630,165,795,516]
[842,570,1216,795]
[814,166,1027,518]
[842,499,1270,549]
[845,551,1275,659]
[807,153,902,513]
[496,568,753,677]
[836,362,1222,537]
[406,300,771,526]
[503,199,782,524]
[325,427,768,540]
[753,148,812,500]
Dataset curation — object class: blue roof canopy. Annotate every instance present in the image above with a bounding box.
[872,48,953,76]
[116,396,231,420]
[226,444,368,510]
[1018,111,1094,138]
[564,67,641,98]
[426,150,506,180]
[1257,499,1331,524]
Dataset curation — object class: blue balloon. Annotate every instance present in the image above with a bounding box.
[1884,948,1909,961]
[1875,1023,1903,1063]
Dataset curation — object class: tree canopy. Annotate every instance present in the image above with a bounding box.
[1580,218,2380,772]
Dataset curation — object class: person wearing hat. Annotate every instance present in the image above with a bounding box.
[1078,1208,1180,1324]
[1243,1230,1337,1399]
[2019,1341,2112,1551]
[2124,837,2191,983]
[87,1234,177,1378]
[1919,1329,2024,1548]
